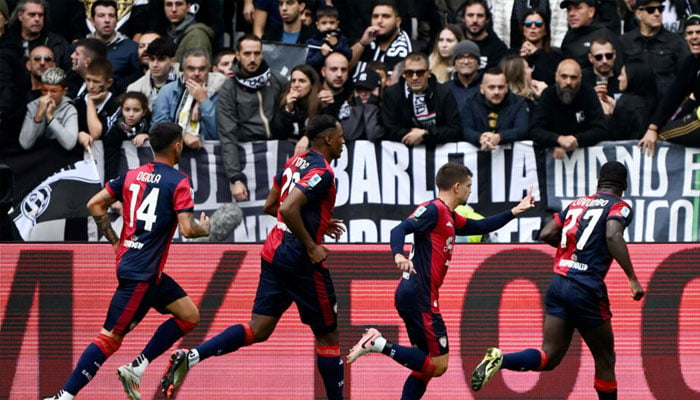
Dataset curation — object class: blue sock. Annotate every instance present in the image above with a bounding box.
[382,342,429,372]
[195,324,248,360]
[63,343,107,395]
[141,318,185,361]
[400,373,428,400]
[317,354,344,400]
[502,348,542,371]
[597,389,617,400]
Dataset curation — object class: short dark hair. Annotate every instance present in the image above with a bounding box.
[75,38,108,60]
[213,49,236,66]
[367,61,387,74]
[460,0,492,22]
[436,162,472,190]
[145,37,176,59]
[119,91,151,120]
[90,0,117,18]
[306,114,338,142]
[483,67,504,76]
[404,52,429,66]
[85,57,113,80]
[598,161,628,191]
[373,0,400,17]
[149,122,182,153]
[236,33,262,51]
[316,5,339,20]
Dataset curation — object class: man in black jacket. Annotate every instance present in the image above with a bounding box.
[461,0,508,69]
[621,0,689,100]
[461,68,530,150]
[531,59,607,159]
[382,52,461,145]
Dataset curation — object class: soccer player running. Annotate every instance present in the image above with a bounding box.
[346,162,535,399]
[471,161,645,400]
[161,114,347,400]
[43,122,211,400]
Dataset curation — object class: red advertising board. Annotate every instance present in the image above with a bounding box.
[1,243,699,399]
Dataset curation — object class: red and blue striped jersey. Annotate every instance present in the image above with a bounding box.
[106,161,194,281]
[261,149,336,263]
[552,191,633,291]
[398,199,468,312]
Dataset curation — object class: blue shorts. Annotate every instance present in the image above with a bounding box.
[395,277,449,357]
[104,273,187,336]
[545,274,611,331]
[252,258,338,335]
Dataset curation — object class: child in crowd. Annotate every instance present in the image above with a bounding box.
[103,92,151,182]
[305,6,352,72]
[75,58,121,148]
[212,50,236,78]
[339,68,384,141]
[19,67,89,151]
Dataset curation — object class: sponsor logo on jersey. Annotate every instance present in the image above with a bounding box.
[413,206,426,218]
[620,206,630,218]
[439,336,447,348]
[559,259,589,271]
[308,173,322,188]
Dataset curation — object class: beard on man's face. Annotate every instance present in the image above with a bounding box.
[556,82,580,105]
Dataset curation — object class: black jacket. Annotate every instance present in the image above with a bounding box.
[651,55,700,127]
[610,93,653,140]
[530,84,608,147]
[461,92,530,146]
[382,76,461,144]
[561,22,623,72]
[339,96,384,142]
[473,33,509,69]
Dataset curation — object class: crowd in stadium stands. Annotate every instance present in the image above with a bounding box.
[2,0,700,206]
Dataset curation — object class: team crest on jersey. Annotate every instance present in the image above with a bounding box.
[413,206,426,218]
[620,206,630,218]
[439,336,447,348]
[308,173,322,188]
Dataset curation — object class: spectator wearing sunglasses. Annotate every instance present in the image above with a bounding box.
[382,52,461,145]
[638,13,700,155]
[621,0,689,101]
[582,37,621,115]
[559,0,623,73]
[25,45,55,101]
[517,8,562,85]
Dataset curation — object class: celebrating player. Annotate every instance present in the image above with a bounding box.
[346,162,535,399]
[471,161,645,400]
[43,122,211,400]
[161,114,346,400]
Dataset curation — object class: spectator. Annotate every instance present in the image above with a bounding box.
[428,24,464,83]
[659,0,699,33]
[621,0,690,100]
[382,52,461,145]
[518,8,562,85]
[531,59,607,159]
[137,31,161,71]
[609,62,658,140]
[319,51,352,118]
[19,67,87,151]
[262,0,314,44]
[103,91,151,182]
[499,54,547,108]
[583,37,621,115]
[271,64,321,154]
[252,0,324,39]
[0,0,71,71]
[560,0,623,72]
[366,60,389,92]
[88,0,140,96]
[66,38,108,99]
[339,68,384,141]
[638,14,700,154]
[212,49,236,78]
[306,6,352,72]
[74,58,121,147]
[152,48,225,148]
[165,0,214,63]
[461,67,530,150]
[461,0,509,69]
[127,37,180,108]
[446,39,483,111]
[217,34,286,202]
[491,0,552,49]
[0,0,8,37]
[351,0,412,79]
[25,45,55,102]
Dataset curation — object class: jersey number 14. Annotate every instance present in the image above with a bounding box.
[128,184,159,231]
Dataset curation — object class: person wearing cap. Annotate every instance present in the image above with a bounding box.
[531,59,607,159]
[638,13,700,155]
[460,67,529,151]
[19,67,89,151]
[338,68,384,141]
[445,39,483,111]
[559,0,624,72]
[621,0,689,100]
[471,160,644,400]
[382,51,461,145]
[127,36,180,108]
[460,0,509,69]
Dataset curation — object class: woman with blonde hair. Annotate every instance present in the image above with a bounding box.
[428,24,464,83]
[499,54,546,107]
